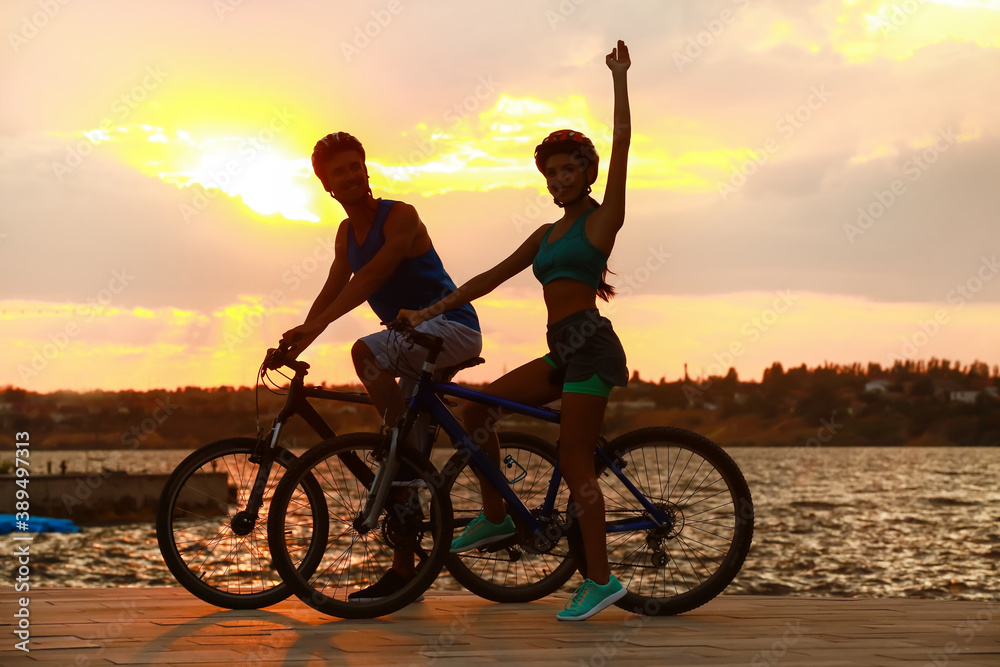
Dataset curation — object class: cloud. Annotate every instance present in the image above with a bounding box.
[2,0,999,390]
[0,133,342,310]
[611,131,1000,303]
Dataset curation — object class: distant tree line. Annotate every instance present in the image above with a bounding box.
[2,357,999,448]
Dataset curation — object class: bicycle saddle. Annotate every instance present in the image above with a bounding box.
[434,356,485,382]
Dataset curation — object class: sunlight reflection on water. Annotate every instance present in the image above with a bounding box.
[729,446,1000,599]
[10,447,999,600]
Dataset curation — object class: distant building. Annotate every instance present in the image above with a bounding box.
[945,386,998,403]
[949,390,981,404]
[864,380,891,394]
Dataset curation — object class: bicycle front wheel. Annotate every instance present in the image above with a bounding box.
[156,438,327,609]
[268,433,452,619]
[571,427,754,616]
[443,431,576,603]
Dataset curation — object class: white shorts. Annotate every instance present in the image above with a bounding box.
[357,315,483,388]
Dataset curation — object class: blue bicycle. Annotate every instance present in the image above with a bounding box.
[267,321,754,619]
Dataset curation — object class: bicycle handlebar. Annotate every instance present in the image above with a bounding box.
[264,339,310,374]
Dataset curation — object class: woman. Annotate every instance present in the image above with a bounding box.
[400,40,631,621]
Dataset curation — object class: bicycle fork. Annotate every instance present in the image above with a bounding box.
[356,428,402,531]
[230,424,284,536]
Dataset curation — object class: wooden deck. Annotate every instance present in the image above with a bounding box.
[2,588,998,665]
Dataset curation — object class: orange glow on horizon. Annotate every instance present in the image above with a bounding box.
[5,292,1000,393]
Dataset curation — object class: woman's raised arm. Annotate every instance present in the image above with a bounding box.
[599,40,631,229]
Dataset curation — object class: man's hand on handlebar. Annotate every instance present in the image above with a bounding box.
[275,321,320,362]
[263,339,312,373]
[263,341,292,370]
[265,331,305,369]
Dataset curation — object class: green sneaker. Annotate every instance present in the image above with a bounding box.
[450,512,515,553]
[556,576,626,621]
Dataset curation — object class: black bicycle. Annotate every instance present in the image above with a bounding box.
[155,341,514,609]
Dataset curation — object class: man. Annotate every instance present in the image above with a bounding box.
[281,131,482,599]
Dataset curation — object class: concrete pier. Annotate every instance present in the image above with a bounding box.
[0,473,228,522]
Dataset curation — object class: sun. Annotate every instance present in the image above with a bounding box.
[158,141,320,222]
[76,121,323,223]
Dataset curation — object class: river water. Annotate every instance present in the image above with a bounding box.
[8,446,999,600]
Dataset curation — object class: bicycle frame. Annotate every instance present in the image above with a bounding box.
[258,372,372,459]
[407,375,674,534]
[243,366,376,520]
[252,343,486,530]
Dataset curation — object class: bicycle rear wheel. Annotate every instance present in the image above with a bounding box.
[268,432,452,619]
[156,438,327,609]
[569,427,754,616]
[443,431,576,603]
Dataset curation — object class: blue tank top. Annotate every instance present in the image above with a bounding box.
[532,209,609,289]
[346,199,480,332]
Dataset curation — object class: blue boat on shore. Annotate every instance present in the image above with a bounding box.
[0,514,79,534]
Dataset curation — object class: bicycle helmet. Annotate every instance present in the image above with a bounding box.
[311,132,365,191]
[533,129,599,182]
[533,130,600,207]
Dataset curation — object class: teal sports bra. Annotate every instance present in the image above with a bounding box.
[532,209,609,289]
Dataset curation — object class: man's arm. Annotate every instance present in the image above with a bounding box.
[296,203,420,335]
[287,221,353,354]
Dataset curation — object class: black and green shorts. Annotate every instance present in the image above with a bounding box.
[542,309,629,398]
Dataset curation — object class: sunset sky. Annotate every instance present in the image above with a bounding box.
[2,0,999,392]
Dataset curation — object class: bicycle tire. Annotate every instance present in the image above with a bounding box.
[156,438,328,609]
[268,432,452,619]
[442,431,576,603]
[568,427,754,616]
